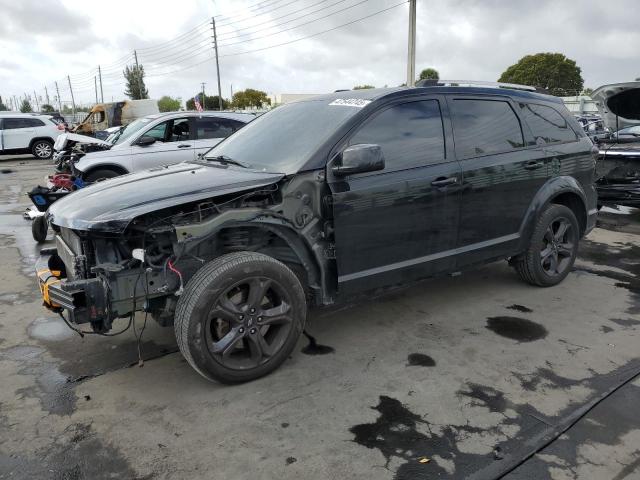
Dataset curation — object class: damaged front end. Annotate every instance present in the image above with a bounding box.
[36,163,333,334]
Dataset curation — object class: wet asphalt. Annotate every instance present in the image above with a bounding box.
[0,154,639,479]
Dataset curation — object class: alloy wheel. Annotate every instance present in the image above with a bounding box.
[34,142,52,158]
[204,276,294,370]
[540,217,575,276]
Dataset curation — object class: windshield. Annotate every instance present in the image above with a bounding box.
[110,117,154,145]
[200,99,365,174]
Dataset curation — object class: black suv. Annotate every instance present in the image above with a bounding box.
[36,85,598,383]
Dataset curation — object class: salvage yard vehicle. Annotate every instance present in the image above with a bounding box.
[72,99,159,137]
[67,111,253,182]
[36,83,597,383]
[0,113,65,159]
[592,81,640,207]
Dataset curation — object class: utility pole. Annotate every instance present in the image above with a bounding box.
[67,75,76,117]
[98,65,104,103]
[33,90,40,110]
[406,0,417,87]
[44,85,50,105]
[94,76,98,104]
[211,16,223,110]
[134,50,145,99]
[201,82,206,109]
[54,82,62,113]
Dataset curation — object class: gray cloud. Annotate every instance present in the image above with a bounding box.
[1,0,638,107]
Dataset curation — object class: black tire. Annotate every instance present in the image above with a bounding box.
[31,140,53,159]
[32,215,48,243]
[174,252,307,383]
[83,169,120,183]
[513,204,580,287]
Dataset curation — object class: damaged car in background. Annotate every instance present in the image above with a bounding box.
[592,81,640,207]
[36,84,597,383]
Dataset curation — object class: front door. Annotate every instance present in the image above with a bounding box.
[447,95,551,267]
[328,98,462,295]
[131,117,195,171]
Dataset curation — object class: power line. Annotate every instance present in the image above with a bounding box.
[216,0,303,27]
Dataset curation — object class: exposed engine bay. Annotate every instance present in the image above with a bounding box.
[38,171,334,334]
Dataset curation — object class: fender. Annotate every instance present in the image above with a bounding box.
[175,212,329,305]
[80,163,129,178]
[516,175,589,252]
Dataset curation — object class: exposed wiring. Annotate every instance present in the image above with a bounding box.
[168,259,184,296]
[57,310,132,338]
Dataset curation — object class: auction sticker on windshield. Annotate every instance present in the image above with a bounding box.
[328,99,372,107]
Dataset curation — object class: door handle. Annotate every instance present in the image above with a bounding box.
[177,144,192,148]
[524,161,544,170]
[431,176,458,187]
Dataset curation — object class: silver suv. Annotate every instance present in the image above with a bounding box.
[0,113,64,159]
[69,111,255,182]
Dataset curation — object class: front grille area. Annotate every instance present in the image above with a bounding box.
[55,229,87,280]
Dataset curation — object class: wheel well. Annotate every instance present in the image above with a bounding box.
[83,164,128,177]
[550,192,587,235]
[191,225,320,300]
[29,137,54,149]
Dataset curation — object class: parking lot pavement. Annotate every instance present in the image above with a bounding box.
[0,159,639,480]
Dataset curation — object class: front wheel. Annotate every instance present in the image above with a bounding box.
[83,169,120,183]
[513,204,580,287]
[174,252,307,383]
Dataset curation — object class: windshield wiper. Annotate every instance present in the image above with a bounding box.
[205,155,249,168]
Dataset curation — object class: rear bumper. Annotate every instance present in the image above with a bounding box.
[36,248,108,325]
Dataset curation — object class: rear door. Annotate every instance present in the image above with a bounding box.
[329,96,463,294]
[448,95,550,267]
[193,116,245,157]
[2,118,35,149]
[130,116,195,171]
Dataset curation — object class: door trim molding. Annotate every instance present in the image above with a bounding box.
[338,233,520,283]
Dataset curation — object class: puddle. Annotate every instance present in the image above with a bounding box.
[609,318,640,328]
[301,331,334,355]
[506,304,533,313]
[407,353,436,367]
[28,316,75,342]
[1,169,13,174]
[485,316,548,342]
[600,325,614,333]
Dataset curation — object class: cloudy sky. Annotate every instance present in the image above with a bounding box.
[0,0,638,109]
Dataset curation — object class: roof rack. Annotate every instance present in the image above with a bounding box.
[415,79,537,92]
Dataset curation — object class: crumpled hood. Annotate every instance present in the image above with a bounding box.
[592,82,640,130]
[48,162,284,233]
[53,133,112,152]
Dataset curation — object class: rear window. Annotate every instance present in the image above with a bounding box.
[2,118,44,129]
[520,103,578,144]
[450,99,524,159]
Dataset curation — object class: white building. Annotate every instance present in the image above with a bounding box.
[560,95,598,115]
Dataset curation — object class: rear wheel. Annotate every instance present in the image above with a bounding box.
[83,169,120,183]
[513,204,580,287]
[31,215,48,243]
[174,252,307,383]
[31,140,53,159]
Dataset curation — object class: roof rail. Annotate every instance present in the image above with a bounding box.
[415,79,537,92]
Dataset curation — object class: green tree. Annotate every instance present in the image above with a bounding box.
[353,85,375,90]
[231,89,270,109]
[498,52,583,96]
[581,88,593,97]
[123,64,149,100]
[418,68,439,81]
[157,96,182,112]
[185,94,229,110]
[20,99,33,113]
[0,96,7,111]
[41,103,55,113]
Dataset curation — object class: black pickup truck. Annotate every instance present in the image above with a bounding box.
[36,84,597,383]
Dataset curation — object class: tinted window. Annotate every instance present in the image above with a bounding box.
[3,118,31,129]
[168,118,190,142]
[450,99,524,158]
[349,100,445,171]
[520,103,577,144]
[195,117,243,140]
[27,118,45,127]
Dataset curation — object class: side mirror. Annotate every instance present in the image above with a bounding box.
[332,144,385,177]
[137,135,156,146]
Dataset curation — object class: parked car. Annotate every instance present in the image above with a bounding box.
[592,81,640,207]
[66,111,253,182]
[37,84,597,383]
[0,113,65,159]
